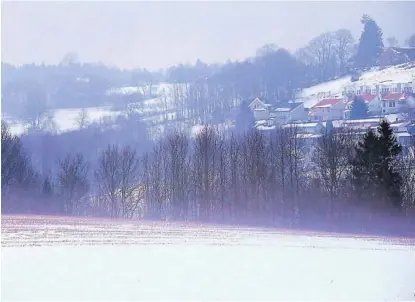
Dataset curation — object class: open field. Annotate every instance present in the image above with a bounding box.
[2,215,415,300]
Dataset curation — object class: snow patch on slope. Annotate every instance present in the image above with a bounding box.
[298,63,415,108]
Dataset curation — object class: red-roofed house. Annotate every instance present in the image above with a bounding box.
[309,98,346,122]
[381,92,415,114]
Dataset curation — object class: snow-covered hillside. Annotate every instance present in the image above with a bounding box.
[298,62,415,108]
[2,215,415,301]
[3,82,233,139]
[5,63,415,138]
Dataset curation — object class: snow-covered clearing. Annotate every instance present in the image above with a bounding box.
[2,215,415,301]
[298,63,415,108]
[2,106,120,136]
[4,82,198,138]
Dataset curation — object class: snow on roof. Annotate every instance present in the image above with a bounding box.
[342,118,382,124]
[282,122,321,128]
[313,98,342,108]
[396,132,412,137]
[295,133,323,139]
[249,97,266,108]
[255,120,268,126]
[275,107,291,112]
[257,125,276,131]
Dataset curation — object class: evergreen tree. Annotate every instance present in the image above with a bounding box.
[354,15,384,68]
[352,120,402,209]
[325,120,334,135]
[350,95,368,119]
[235,100,255,133]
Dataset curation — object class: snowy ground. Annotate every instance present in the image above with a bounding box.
[298,63,415,108]
[2,215,415,301]
[3,82,233,139]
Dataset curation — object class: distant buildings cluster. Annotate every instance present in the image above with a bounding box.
[249,81,415,148]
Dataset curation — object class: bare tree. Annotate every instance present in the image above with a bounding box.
[256,44,278,57]
[387,36,399,47]
[165,130,189,220]
[307,32,337,81]
[192,125,220,221]
[76,108,89,129]
[94,145,142,218]
[312,128,354,220]
[399,137,415,214]
[335,29,354,75]
[405,33,415,47]
[1,123,37,195]
[57,153,89,214]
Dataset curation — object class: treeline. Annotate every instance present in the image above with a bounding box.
[2,120,415,235]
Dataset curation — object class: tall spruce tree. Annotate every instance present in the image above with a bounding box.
[354,15,384,68]
[235,101,255,133]
[352,120,402,209]
[350,95,368,119]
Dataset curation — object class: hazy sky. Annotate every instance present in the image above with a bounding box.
[2,1,415,70]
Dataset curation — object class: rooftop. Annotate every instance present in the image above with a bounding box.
[313,98,343,108]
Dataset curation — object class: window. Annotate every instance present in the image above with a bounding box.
[371,89,376,95]
[356,90,361,95]
[392,87,398,93]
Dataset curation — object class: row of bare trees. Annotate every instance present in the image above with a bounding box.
[3,122,415,233]
[296,29,355,82]
[89,126,415,228]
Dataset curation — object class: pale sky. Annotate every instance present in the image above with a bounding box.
[2,1,415,70]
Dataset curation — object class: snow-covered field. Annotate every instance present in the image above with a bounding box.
[2,215,415,301]
[298,62,415,108]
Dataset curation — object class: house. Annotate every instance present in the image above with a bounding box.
[249,98,272,120]
[381,92,415,114]
[344,94,382,119]
[378,47,415,67]
[249,97,271,111]
[273,102,307,125]
[401,82,414,93]
[308,98,346,122]
[282,122,325,151]
[281,122,325,135]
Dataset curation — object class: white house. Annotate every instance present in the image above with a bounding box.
[273,102,307,125]
[281,122,325,135]
[381,92,415,114]
[309,98,346,122]
[249,98,272,120]
[401,82,414,93]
